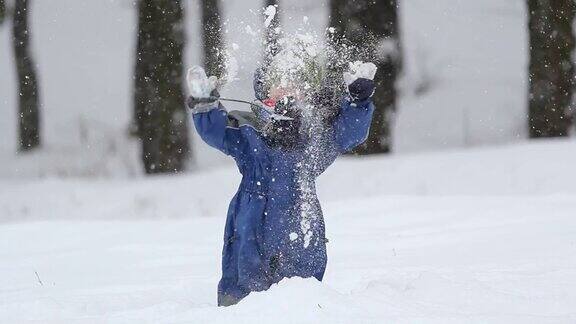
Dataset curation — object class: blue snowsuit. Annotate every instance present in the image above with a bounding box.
[191,96,374,305]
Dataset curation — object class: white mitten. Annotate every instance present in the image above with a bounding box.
[186,66,218,98]
[343,61,377,86]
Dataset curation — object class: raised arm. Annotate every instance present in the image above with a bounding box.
[186,66,244,158]
[333,62,378,153]
[333,98,375,153]
[190,102,244,157]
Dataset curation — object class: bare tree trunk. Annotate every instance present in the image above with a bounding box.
[1,0,6,25]
[201,0,225,77]
[133,0,189,174]
[12,0,41,151]
[329,0,402,154]
[132,0,147,139]
[527,0,576,137]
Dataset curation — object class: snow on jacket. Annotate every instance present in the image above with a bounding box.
[191,97,374,305]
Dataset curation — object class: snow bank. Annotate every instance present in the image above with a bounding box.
[176,279,369,324]
[1,141,576,322]
[2,192,575,323]
[2,139,575,221]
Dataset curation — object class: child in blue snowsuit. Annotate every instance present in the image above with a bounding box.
[187,63,377,306]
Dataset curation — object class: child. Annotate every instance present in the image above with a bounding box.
[187,61,377,306]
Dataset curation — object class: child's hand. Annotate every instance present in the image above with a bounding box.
[187,90,220,109]
[187,66,218,98]
[343,61,377,102]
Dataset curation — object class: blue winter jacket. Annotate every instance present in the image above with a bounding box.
[191,97,374,305]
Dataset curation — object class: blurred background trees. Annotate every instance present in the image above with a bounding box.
[133,0,189,174]
[329,0,402,155]
[12,0,41,152]
[527,0,576,138]
[201,0,225,78]
[2,0,576,175]
[0,0,6,25]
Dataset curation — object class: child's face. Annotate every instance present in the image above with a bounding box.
[269,85,303,101]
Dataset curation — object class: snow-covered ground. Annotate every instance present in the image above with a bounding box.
[1,0,573,322]
[1,140,576,323]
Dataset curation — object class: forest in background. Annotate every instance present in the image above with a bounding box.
[0,0,574,176]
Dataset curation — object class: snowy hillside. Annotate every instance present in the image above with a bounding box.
[0,0,527,176]
[1,140,576,323]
